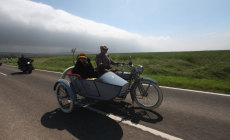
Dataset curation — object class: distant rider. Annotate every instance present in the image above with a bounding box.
[17,54,33,67]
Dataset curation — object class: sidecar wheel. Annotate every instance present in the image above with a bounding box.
[56,84,75,113]
[132,80,163,110]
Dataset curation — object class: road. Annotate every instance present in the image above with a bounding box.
[0,65,230,140]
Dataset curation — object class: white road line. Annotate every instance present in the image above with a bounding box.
[160,86,230,97]
[0,72,7,76]
[2,64,17,67]
[35,69,62,74]
[85,106,183,140]
[3,64,62,74]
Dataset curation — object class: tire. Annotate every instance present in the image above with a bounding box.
[132,79,163,110]
[28,69,32,74]
[56,84,75,113]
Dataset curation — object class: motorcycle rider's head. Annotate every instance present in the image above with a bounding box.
[21,54,25,58]
[100,45,108,54]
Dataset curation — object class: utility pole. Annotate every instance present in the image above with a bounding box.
[71,48,76,65]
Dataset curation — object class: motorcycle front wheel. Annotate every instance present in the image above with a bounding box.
[132,79,163,110]
[56,84,75,113]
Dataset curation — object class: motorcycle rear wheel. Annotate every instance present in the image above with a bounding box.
[132,80,163,110]
[28,70,32,74]
[56,84,75,113]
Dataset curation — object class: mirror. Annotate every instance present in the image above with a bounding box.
[129,56,132,66]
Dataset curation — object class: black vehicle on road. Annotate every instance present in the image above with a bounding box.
[17,57,34,74]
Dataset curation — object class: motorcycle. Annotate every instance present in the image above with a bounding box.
[54,56,163,113]
[18,58,34,74]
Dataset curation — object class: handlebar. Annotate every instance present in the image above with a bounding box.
[114,63,133,68]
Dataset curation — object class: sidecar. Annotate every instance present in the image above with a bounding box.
[54,66,129,113]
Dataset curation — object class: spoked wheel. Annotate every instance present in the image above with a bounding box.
[56,84,75,113]
[132,80,163,110]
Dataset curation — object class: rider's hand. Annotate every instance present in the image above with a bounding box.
[118,63,125,66]
[105,69,111,72]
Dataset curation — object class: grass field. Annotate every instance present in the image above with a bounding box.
[4,50,230,94]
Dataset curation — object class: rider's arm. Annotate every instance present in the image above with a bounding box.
[108,55,120,65]
[95,55,103,67]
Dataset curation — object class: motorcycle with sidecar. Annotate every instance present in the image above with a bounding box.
[54,56,163,113]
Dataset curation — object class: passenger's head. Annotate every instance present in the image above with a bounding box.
[77,53,87,63]
[100,45,108,54]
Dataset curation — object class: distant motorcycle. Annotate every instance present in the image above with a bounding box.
[18,58,34,74]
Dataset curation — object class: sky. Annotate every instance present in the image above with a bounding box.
[0,0,230,54]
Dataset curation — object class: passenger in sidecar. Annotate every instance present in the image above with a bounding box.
[72,53,95,79]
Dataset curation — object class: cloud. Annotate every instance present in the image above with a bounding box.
[0,0,229,54]
[0,0,173,54]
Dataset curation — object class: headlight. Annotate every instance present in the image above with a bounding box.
[136,65,144,74]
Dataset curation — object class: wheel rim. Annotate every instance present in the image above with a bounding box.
[134,81,161,108]
[57,85,72,111]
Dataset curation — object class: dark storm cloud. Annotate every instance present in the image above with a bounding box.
[0,0,174,54]
[0,8,145,54]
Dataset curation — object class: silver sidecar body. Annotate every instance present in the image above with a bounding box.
[55,67,129,101]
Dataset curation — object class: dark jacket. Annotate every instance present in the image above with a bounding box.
[95,53,116,68]
[17,57,32,66]
[95,53,118,75]
[72,58,95,79]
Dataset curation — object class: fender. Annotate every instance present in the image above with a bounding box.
[137,77,157,84]
[60,66,74,79]
[130,77,158,102]
[53,79,76,100]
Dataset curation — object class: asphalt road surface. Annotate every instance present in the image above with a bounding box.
[0,64,230,140]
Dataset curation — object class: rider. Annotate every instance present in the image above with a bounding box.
[72,53,95,79]
[95,45,123,76]
[17,54,32,67]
